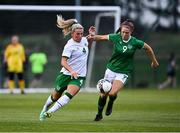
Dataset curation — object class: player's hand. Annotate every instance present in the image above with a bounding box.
[86,34,94,40]
[70,71,79,79]
[151,60,159,68]
[88,26,96,35]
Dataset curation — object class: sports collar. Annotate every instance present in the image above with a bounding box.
[122,36,131,43]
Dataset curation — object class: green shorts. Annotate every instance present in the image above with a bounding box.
[54,73,86,93]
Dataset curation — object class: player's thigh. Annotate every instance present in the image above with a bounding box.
[66,77,85,96]
[100,92,109,97]
[109,80,124,96]
[66,85,80,96]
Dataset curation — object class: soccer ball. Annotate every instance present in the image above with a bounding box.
[96,79,112,93]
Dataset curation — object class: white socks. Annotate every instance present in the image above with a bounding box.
[47,95,70,113]
[42,95,54,111]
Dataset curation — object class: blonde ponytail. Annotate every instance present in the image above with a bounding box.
[57,15,83,36]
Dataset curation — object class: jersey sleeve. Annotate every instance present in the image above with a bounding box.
[135,39,144,49]
[43,54,47,64]
[62,44,73,58]
[108,33,119,43]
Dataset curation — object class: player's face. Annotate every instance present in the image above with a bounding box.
[121,26,132,41]
[71,28,84,42]
[11,36,19,45]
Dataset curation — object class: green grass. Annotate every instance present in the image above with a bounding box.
[0,88,180,132]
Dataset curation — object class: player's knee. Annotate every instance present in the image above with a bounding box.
[108,91,117,97]
[51,92,61,101]
[51,95,58,102]
[100,93,108,97]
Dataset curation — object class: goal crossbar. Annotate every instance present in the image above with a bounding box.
[0,5,121,31]
[0,5,120,11]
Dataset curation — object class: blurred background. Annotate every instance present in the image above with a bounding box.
[0,0,179,89]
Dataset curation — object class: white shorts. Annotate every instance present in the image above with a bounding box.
[104,69,128,84]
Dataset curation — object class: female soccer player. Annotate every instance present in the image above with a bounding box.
[4,35,26,94]
[88,19,159,121]
[39,15,94,121]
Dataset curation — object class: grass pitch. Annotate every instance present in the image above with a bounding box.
[0,88,180,132]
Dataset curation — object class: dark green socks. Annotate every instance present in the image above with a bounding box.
[97,96,107,115]
[108,95,117,105]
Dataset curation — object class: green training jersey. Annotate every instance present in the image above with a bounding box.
[107,33,144,74]
[29,53,47,74]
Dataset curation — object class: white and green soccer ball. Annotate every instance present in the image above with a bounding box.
[96,79,112,93]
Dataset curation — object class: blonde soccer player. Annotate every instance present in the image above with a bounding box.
[39,15,94,121]
[4,35,26,94]
[88,19,159,121]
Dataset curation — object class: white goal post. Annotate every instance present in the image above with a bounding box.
[0,5,121,88]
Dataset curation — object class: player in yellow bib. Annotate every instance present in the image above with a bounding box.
[4,35,26,94]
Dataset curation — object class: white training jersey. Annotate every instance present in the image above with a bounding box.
[60,37,89,77]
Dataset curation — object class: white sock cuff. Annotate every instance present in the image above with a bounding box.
[47,95,71,113]
[57,95,70,106]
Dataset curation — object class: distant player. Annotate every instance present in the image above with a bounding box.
[29,51,47,88]
[158,52,176,89]
[4,35,26,94]
[39,15,94,121]
[88,19,159,121]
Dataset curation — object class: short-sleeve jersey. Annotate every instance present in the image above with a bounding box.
[29,53,47,74]
[60,37,89,77]
[107,33,144,74]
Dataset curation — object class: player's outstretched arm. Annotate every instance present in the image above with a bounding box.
[87,34,109,41]
[143,43,159,68]
[93,35,109,41]
[87,26,108,42]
